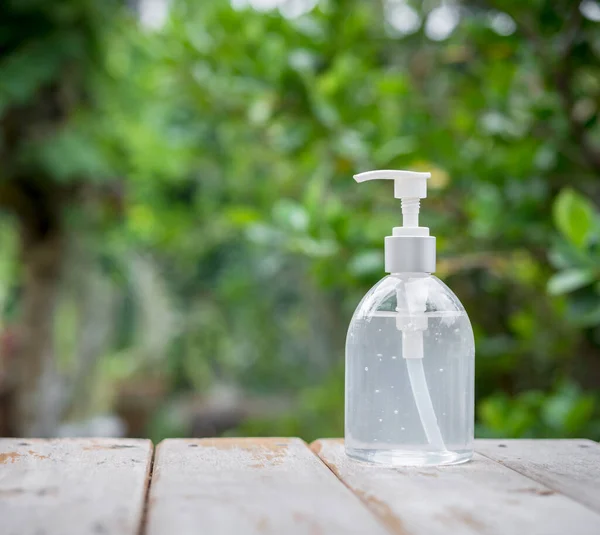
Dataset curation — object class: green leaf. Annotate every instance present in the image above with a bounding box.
[373,137,416,166]
[290,237,338,258]
[553,189,596,249]
[547,269,596,295]
[564,396,595,434]
[272,199,309,232]
[548,239,594,270]
[542,382,595,435]
[478,395,508,431]
[348,250,383,277]
[28,124,114,182]
[570,302,600,327]
[0,34,80,114]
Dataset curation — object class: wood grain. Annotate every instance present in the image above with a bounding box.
[312,439,600,535]
[476,439,600,513]
[0,438,152,535]
[146,437,388,535]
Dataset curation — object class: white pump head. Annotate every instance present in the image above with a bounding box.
[353,169,436,273]
[353,169,430,199]
[354,169,431,231]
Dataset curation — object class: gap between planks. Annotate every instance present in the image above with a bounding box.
[138,443,155,535]
[311,439,600,535]
[145,437,389,535]
[475,439,600,514]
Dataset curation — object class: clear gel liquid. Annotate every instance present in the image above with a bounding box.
[346,308,474,466]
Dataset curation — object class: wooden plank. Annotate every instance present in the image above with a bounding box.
[0,438,152,535]
[476,439,600,513]
[146,437,389,535]
[312,439,600,535]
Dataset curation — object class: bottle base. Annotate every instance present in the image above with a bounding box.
[345,447,472,467]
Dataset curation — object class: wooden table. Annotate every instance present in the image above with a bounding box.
[1,438,599,534]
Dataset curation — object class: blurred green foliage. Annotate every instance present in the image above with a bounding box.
[1,0,600,440]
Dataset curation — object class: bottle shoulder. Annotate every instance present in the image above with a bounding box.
[351,274,468,321]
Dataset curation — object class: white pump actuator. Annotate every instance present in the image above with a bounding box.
[353,169,436,273]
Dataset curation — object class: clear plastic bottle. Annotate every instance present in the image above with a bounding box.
[345,169,475,466]
[345,273,474,466]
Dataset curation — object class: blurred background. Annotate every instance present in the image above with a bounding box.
[1,0,600,441]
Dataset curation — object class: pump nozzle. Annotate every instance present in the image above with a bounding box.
[353,169,431,199]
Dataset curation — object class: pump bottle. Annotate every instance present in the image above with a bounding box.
[345,170,475,466]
